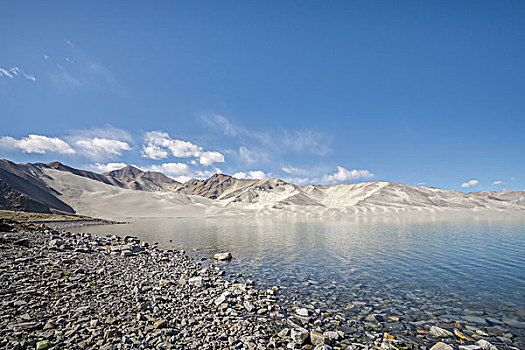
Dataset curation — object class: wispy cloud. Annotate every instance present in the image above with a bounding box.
[200,113,329,156]
[0,66,36,82]
[461,179,479,188]
[239,146,255,163]
[281,166,308,175]
[493,180,502,185]
[283,130,330,156]
[0,135,75,154]
[45,40,124,94]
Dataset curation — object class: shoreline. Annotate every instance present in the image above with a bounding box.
[0,219,516,350]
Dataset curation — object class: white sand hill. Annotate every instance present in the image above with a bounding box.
[41,169,206,219]
[38,167,525,220]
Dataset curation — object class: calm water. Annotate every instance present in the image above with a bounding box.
[72,216,525,330]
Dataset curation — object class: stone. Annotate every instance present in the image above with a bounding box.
[295,308,309,317]
[314,345,333,350]
[153,319,167,329]
[459,346,482,350]
[188,276,203,287]
[243,301,255,312]
[104,329,116,339]
[476,339,498,350]
[323,331,340,343]
[430,326,453,337]
[121,250,133,257]
[214,252,232,261]
[290,328,309,345]
[430,342,454,350]
[310,331,326,345]
[214,294,227,306]
[36,340,51,350]
[49,239,64,247]
[278,328,290,337]
[454,328,474,341]
[462,316,488,325]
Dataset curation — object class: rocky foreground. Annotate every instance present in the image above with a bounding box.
[0,220,511,350]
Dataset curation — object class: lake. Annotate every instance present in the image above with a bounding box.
[71,215,525,343]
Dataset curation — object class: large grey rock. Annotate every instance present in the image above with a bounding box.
[214,252,232,261]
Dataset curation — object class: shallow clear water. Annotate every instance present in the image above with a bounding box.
[71,216,525,333]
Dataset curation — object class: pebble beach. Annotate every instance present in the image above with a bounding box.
[0,220,518,350]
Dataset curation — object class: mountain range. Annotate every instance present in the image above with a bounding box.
[0,159,524,219]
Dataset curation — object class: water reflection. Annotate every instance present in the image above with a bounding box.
[72,215,525,322]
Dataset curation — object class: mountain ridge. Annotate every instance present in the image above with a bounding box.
[0,159,523,218]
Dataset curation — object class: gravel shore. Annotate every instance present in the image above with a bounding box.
[0,220,515,350]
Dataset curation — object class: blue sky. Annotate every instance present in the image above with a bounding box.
[1,1,524,190]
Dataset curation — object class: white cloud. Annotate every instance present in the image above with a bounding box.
[142,130,224,166]
[141,144,169,160]
[322,166,374,184]
[75,138,131,160]
[144,131,200,158]
[148,163,192,176]
[0,135,75,154]
[199,151,225,166]
[417,182,427,186]
[167,139,202,158]
[461,179,479,188]
[90,162,127,173]
[233,170,267,180]
[493,180,502,185]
